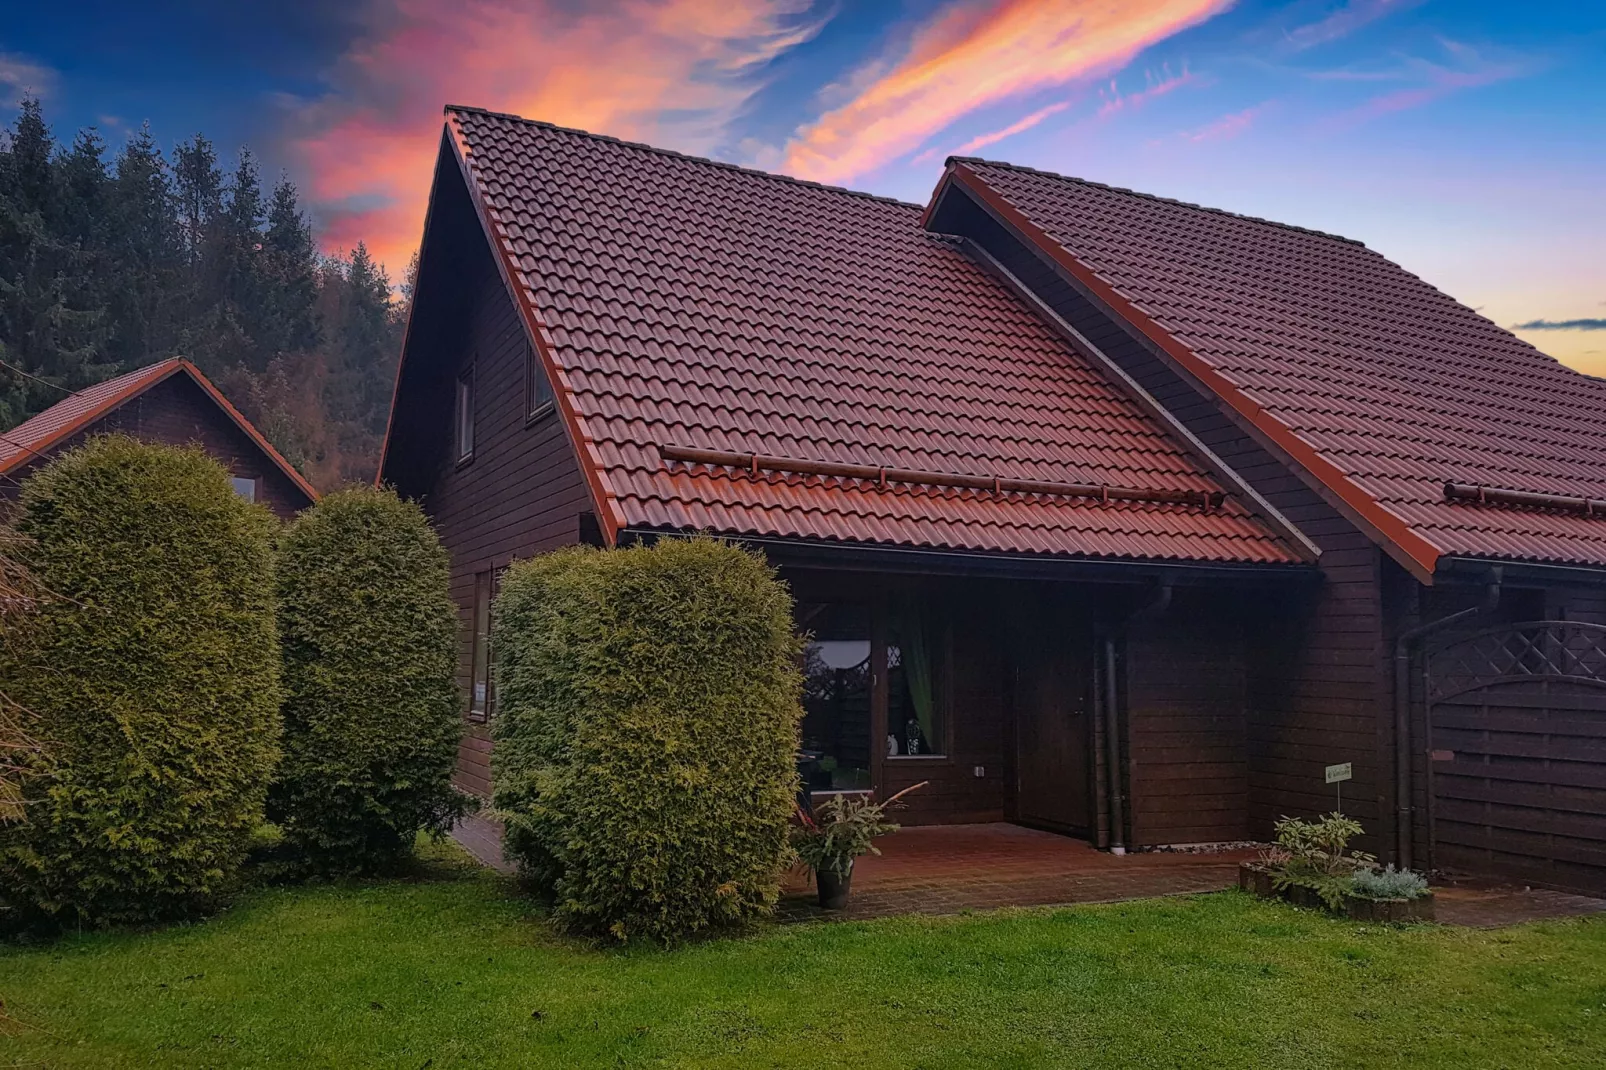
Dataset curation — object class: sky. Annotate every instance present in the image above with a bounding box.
[4,0,1604,375]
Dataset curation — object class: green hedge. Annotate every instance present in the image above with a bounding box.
[0,436,281,926]
[269,486,465,875]
[494,538,803,943]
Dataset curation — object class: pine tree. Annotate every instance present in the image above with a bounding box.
[106,123,180,367]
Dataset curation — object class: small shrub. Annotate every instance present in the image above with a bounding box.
[493,537,803,943]
[1350,865,1429,901]
[792,783,924,879]
[0,436,281,926]
[1268,813,1377,910]
[269,486,467,876]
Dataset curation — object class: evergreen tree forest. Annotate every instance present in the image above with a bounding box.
[0,98,409,489]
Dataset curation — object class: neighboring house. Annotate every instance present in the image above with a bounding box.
[381,106,1606,895]
[0,358,317,521]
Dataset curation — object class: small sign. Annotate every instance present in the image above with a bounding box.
[1325,762,1353,784]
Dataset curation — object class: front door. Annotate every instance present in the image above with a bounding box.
[1015,623,1093,834]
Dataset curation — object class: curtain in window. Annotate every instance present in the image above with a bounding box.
[895,602,935,748]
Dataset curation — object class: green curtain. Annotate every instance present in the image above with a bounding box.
[895,602,936,749]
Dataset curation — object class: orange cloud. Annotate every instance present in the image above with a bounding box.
[780,0,1233,185]
[287,0,825,274]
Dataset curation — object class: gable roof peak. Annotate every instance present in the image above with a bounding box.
[443,104,924,211]
[948,156,1367,248]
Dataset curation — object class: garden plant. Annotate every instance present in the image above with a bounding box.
[0,437,281,927]
[269,485,468,876]
[492,537,803,943]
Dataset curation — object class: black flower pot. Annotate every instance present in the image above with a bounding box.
[817,863,854,910]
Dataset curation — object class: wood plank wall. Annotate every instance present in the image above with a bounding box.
[935,189,1392,850]
[0,373,312,521]
[1125,589,1250,845]
[407,248,592,797]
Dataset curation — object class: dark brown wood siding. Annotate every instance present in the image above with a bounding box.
[389,212,593,797]
[934,188,1392,851]
[0,372,313,521]
[1125,589,1250,845]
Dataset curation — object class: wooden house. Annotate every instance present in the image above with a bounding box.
[380,107,1606,894]
[1,358,316,520]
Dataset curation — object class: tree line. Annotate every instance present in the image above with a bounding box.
[0,98,407,488]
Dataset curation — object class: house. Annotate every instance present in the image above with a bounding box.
[0,358,317,520]
[380,106,1606,895]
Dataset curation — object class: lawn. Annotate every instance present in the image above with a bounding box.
[2,843,1604,1069]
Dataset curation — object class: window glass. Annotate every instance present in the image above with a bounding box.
[526,344,553,417]
[468,570,492,722]
[888,602,945,757]
[798,603,873,792]
[456,372,475,460]
[229,475,257,503]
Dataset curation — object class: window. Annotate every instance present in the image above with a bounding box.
[229,475,258,503]
[467,570,492,722]
[888,602,947,758]
[455,370,475,461]
[798,604,873,792]
[525,343,553,420]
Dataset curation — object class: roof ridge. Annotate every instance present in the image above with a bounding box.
[950,155,1367,248]
[445,105,925,211]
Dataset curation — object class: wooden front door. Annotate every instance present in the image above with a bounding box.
[1015,623,1093,834]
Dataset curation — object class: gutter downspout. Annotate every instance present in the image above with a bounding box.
[1392,567,1501,870]
[1104,582,1173,855]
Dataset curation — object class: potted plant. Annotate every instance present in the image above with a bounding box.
[1240,814,1434,921]
[792,782,925,909]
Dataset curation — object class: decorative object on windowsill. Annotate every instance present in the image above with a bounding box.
[791,781,927,910]
[886,734,899,757]
[904,718,923,755]
[1238,814,1435,922]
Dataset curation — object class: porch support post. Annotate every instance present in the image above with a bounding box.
[1102,636,1126,855]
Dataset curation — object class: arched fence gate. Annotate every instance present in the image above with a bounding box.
[1425,621,1606,895]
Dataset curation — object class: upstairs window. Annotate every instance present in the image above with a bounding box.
[229,475,259,503]
[526,343,553,420]
[455,369,475,461]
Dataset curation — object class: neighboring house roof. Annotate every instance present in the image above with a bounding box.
[942,159,1606,580]
[424,107,1300,567]
[0,357,319,503]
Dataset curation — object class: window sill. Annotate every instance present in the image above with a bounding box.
[454,452,475,471]
[525,400,557,427]
[886,754,951,763]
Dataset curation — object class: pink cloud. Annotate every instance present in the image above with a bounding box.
[1281,0,1423,52]
[285,0,826,273]
[912,99,1075,165]
[1095,64,1200,118]
[1325,39,1532,129]
[1179,101,1271,142]
[780,0,1236,185]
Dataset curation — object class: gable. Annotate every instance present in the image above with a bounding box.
[389,107,1304,570]
[1,360,315,520]
[942,159,1606,579]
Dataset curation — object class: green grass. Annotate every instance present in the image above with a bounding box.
[3,843,1604,1069]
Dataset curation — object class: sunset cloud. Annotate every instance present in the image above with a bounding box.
[285,0,827,272]
[779,0,1234,185]
[1179,101,1270,142]
[1096,64,1199,118]
[1281,0,1421,53]
[1323,38,1533,129]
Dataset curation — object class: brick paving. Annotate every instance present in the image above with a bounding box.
[1431,878,1606,928]
[778,823,1253,921]
[450,817,1606,928]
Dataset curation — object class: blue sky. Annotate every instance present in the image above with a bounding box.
[5,0,1604,373]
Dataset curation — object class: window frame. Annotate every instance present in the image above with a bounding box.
[229,474,259,503]
[885,604,953,762]
[455,367,476,464]
[467,570,492,723]
[525,343,555,424]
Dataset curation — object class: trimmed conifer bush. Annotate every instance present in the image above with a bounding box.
[0,436,281,927]
[269,486,465,875]
[494,537,803,944]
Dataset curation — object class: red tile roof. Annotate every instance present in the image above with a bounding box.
[441,108,1300,566]
[949,159,1606,576]
[0,358,318,503]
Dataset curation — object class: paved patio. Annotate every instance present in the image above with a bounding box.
[778,823,1252,920]
[450,814,1606,927]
